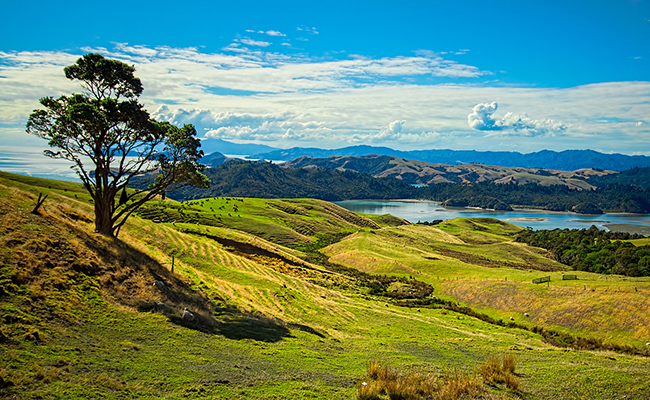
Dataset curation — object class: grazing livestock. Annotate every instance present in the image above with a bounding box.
[182,307,195,321]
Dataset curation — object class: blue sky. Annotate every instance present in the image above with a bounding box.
[1,0,649,179]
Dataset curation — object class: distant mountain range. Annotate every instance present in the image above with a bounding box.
[199,138,276,156]
[247,145,650,172]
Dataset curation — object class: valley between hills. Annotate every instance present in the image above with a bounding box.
[2,171,650,399]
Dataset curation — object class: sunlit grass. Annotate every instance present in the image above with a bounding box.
[2,170,650,399]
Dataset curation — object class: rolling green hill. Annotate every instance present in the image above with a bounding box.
[2,171,650,399]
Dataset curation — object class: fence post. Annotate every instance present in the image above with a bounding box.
[171,255,175,274]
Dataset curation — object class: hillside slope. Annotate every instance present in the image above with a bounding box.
[2,172,650,399]
[158,159,416,201]
[284,155,612,189]
[251,146,650,171]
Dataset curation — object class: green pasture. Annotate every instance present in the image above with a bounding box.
[1,171,650,399]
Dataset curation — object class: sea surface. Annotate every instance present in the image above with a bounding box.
[335,200,650,233]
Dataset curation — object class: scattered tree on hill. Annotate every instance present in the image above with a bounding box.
[26,53,209,237]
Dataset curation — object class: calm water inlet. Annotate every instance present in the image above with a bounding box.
[335,200,650,233]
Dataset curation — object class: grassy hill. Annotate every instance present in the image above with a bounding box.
[283,155,614,189]
[1,171,650,399]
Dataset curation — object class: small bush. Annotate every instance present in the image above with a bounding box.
[367,360,398,382]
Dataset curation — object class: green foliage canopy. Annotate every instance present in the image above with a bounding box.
[516,226,650,276]
[26,53,209,237]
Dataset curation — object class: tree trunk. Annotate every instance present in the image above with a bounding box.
[94,198,115,237]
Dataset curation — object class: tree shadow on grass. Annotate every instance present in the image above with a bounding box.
[67,220,323,343]
[214,311,293,342]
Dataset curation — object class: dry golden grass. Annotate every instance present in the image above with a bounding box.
[502,355,515,375]
[359,361,498,400]
[437,371,484,400]
[480,355,519,391]
[444,280,650,344]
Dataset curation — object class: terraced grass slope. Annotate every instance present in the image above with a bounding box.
[134,196,408,249]
[1,171,650,399]
[323,217,650,347]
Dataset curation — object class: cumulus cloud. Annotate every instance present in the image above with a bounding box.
[152,106,442,146]
[467,102,566,136]
[350,120,443,144]
[467,102,500,130]
[377,120,405,139]
[154,106,290,133]
[246,30,286,37]
[153,106,330,142]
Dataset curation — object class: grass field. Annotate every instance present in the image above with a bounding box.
[1,171,650,399]
[323,218,650,348]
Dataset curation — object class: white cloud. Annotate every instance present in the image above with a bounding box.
[237,38,272,47]
[377,120,405,139]
[1,45,649,154]
[297,26,319,35]
[467,101,567,136]
[265,30,286,37]
[467,102,500,130]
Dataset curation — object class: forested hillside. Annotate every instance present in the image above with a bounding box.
[419,182,650,213]
[589,167,650,189]
[148,160,650,213]
[162,159,415,201]
[515,226,650,277]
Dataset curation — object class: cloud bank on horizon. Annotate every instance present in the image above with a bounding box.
[0,12,649,157]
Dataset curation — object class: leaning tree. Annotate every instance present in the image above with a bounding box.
[26,53,209,237]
